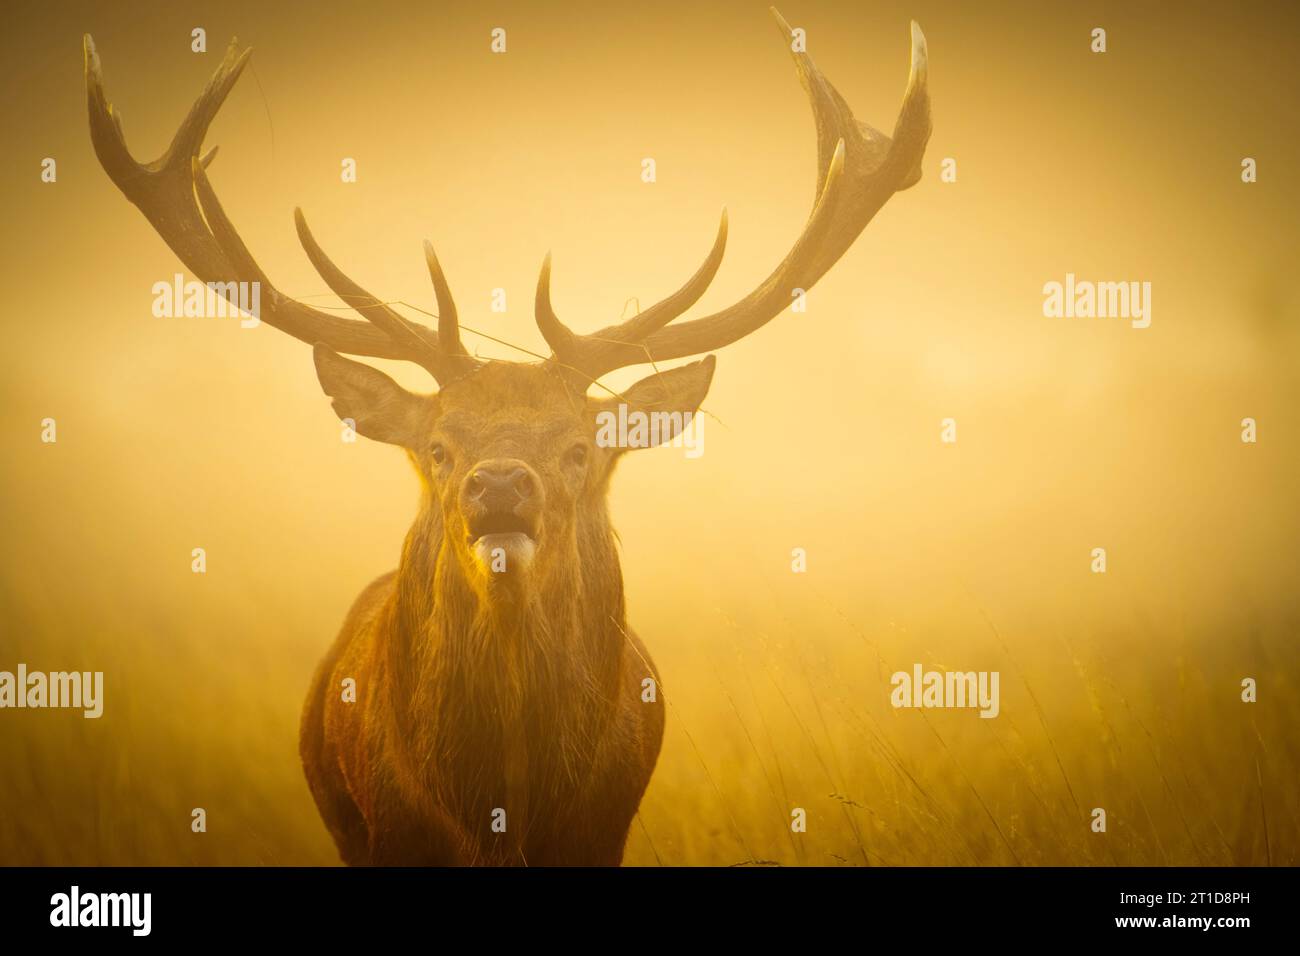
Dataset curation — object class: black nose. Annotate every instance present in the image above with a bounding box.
[465,462,535,510]
[461,458,544,542]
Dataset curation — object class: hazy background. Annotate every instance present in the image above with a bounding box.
[1,0,1297,865]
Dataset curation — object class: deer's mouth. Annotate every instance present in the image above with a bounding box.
[466,512,537,544]
[466,512,539,574]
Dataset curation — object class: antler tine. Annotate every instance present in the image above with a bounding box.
[293,210,481,381]
[542,7,931,386]
[422,241,478,375]
[87,34,250,279]
[86,33,468,380]
[534,252,578,360]
[536,210,729,381]
[600,209,729,343]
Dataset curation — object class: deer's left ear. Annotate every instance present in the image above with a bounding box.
[313,344,427,447]
[591,356,716,451]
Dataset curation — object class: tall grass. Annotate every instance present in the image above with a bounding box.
[4,532,1291,866]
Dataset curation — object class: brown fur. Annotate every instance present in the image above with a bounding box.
[299,359,712,865]
[84,9,929,867]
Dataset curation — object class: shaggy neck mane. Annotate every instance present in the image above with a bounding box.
[379,491,627,850]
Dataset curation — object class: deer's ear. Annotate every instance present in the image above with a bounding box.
[593,356,716,451]
[312,344,426,447]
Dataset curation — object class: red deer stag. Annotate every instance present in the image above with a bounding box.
[85,8,930,865]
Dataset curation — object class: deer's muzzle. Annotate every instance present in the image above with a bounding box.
[461,459,543,572]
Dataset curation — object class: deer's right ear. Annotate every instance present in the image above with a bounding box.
[312,344,427,448]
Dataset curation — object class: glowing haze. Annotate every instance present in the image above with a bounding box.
[1,0,1297,865]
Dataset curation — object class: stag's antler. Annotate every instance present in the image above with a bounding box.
[87,6,928,392]
[84,34,478,384]
[538,7,931,386]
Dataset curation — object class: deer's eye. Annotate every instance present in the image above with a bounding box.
[430,444,448,467]
[566,443,589,467]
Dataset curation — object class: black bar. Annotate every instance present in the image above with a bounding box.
[0,866,1288,941]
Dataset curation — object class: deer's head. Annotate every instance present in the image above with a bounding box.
[85,9,930,607]
[310,349,715,598]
